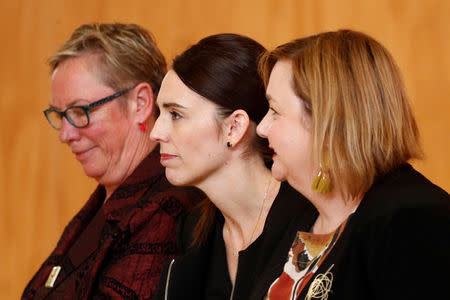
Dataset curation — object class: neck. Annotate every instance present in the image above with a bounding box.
[197,154,281,285]
[103,135,158,200]
[198,156,279,249]
[307,188,362,234]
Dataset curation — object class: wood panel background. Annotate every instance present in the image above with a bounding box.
[1,0,449,298]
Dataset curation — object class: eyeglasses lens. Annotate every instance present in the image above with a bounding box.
[45,107,89,129]
[46,110,62,129]
[66,107,89,128]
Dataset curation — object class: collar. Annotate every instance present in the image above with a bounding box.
[101,146,165,222]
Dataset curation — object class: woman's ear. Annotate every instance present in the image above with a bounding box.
[131,82,155,123]
[224,109,250,148]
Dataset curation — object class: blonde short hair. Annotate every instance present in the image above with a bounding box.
[49,23,166,97]
[260,29,423,198]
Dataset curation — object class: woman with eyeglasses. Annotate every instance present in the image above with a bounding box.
[151,34,317,300]
[22,23,203,300]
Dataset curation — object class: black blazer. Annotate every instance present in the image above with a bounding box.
[292,164,450,300]
[155,182,318,300]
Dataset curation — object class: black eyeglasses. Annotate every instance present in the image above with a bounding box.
[44,86,134,130]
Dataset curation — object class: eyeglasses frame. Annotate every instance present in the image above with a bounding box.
[43,86,135,130]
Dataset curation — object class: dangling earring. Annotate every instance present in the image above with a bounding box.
[226,141,232,148]
[139,123,147,132]
[311,167,332,193]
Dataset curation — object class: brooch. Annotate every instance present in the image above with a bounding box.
[305,264,334,300]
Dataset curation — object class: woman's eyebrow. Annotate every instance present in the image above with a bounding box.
[48,98,86,110]
[160,102,188,109]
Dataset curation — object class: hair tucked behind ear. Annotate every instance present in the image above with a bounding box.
[172,33,272,247]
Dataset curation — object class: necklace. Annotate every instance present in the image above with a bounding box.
[223,176,273,251]
[245,176,272,248]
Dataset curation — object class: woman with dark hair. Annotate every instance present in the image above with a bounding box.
[151,34,317,299]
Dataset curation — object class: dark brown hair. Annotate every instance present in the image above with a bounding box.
[172,33,271,246]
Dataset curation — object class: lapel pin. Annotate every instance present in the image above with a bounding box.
[45,266,61,288]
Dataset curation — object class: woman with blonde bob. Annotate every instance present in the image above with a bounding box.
[257,29,449,300]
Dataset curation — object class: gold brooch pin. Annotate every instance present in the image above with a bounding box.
[306,264,334,300]
[45,266,61,288]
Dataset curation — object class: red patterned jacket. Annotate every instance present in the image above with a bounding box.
[22,148,203,299]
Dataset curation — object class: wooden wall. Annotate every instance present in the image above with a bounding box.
[1,0,449,298]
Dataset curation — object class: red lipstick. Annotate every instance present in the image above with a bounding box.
[160,153,177,161]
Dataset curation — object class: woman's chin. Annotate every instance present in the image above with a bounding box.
[270,166,287,182]
[165,170,189,187]
[81,164,104,181]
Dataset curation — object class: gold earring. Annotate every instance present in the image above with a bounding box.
[227,141,232,148]
[311,168,332,193]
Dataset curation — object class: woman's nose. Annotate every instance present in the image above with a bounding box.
[150,117,167,142]
[58,117,81,144]
[256,114,269,138]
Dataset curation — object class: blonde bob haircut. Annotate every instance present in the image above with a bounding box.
[260,29,423,199]
[49,23,167,98]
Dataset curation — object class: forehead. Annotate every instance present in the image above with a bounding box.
[50,56,114,107]
[266,59,294,100]
[52,56,103,89]
[157,70,213,109]
[266,59,306,118]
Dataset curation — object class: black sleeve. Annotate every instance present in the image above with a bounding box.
[375,194,450,299]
